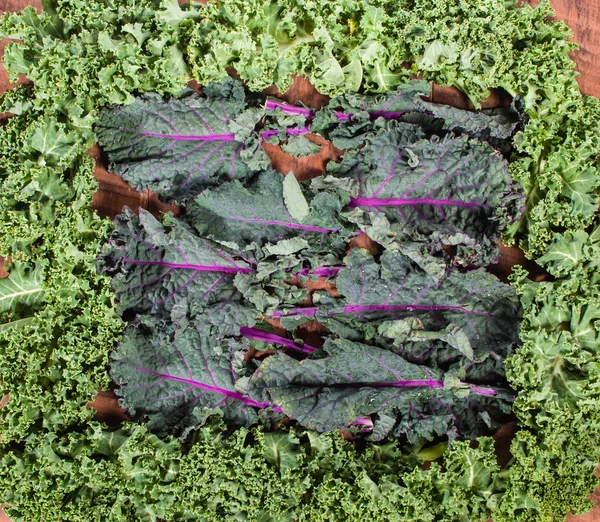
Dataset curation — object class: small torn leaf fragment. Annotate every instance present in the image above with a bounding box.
[282,172,310,222]
[281,134,323,158]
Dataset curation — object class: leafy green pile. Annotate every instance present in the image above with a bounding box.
[1,1,600,521]
[2,420,505,522]
[98,211,519,441]
[175,0,600,258]
[0,98,123,442]
[94,79,522,443]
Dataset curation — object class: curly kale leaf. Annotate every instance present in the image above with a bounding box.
[0,102,124,442]
[508,229,600,428]
[184,0,407,95]
[0,0,190,127]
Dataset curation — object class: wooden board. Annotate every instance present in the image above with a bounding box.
[545,0,600,99]
[0,2,599,521]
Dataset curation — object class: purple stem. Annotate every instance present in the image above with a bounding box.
[334,111,352,121]
[265,99,314,117]
[132,366,270,409]
[240,326,316,354]
[368,109,412,119]
[132,370,501,424]
[121,258,253,275]
[260,129,279,140]
[349,197,488,209]
[311,266,342,278]
[287,126,310,136]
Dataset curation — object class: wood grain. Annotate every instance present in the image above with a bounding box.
[0,0,41,12]
[550,0,600,98]
[524,0,600,98]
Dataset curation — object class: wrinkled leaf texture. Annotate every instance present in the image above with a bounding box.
[252,337,514,443]
[316,249,522,360]
[326,127,524,265]
[111,318,268,436]
[187,170,346,255]
[0,261,44,315]
[97,208,256,335]
[96,79,266,202]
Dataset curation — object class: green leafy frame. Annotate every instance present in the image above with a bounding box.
[1,0,600,520]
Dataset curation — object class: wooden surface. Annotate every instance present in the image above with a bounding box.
[544,0,600,98]
[523,0,600,98]
[0,1,599,521]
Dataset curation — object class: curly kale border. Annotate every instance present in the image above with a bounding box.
[1,0,600,521]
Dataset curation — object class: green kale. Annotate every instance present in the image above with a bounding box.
[1,1,600,521]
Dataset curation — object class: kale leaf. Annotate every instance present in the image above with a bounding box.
[96,79,268,202]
